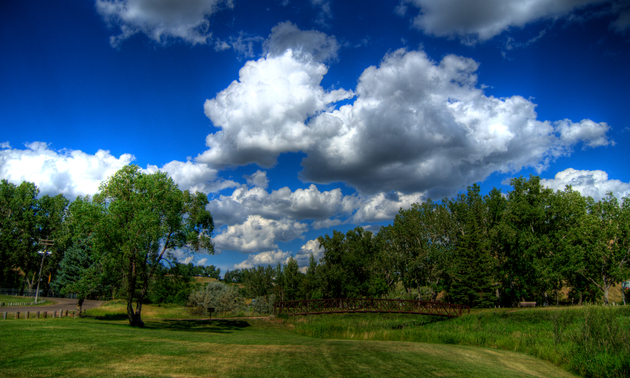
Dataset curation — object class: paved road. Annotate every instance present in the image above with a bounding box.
[1,297,103,314]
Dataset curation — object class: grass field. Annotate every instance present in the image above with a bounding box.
[0,316,575,377]
[287,306,630,378]
[1,302,628,377]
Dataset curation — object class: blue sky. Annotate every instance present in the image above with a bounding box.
[2,0,630,274]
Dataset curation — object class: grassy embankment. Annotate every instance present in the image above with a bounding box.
[0,301,582,378]
[287,306,630,378]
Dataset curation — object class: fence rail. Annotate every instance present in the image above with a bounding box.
[0,288,77,299]
[274,298,470,318]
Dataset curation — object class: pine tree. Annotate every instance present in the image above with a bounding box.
[449,185,496,308]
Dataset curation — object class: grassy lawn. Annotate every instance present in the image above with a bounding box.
[0,302,583,378]
[0,294,55,306]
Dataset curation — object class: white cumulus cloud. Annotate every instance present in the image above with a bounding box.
[233,249,291,269]
[301,49,611,197]
[144,160,238,193]
[95,0,233,47]
[263,21,339,62]
[398,0,610,43]
[294,238,322,266]
[0,143,235,200]
[0,142,134,199]
[352,191,426,223]
[244,170,269,189]
[208,184,353,226]
[213,215,308,253]
[542,168,630,201]
[199,23,611,199]
[198,48,353,168]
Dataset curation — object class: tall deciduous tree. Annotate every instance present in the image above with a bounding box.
[0,180,68,292]
[381,200,452,301]
[573,194,630,304]
[73,165,214,327]
[0,180,39,288]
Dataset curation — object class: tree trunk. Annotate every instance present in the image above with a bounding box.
[578,292,583,306]
[126,258,145,327]
[76,298,84,315]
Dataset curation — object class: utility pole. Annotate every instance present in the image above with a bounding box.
[35,239,54,303]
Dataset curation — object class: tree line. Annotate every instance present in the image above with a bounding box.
[1,165,216,326]
[2,169,629,326]
[240,176,630,308]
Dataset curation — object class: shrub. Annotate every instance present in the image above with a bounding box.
[188,282,245,315]
[250,294,276,315]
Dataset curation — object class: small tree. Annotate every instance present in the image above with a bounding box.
[188,281,244,314]
[51,238,107,313]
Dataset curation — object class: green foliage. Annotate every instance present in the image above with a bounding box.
[250,294,276,314]
[68,165,214,327]
[223,269,243,283]
[448,185,496,308]
[242,265,274,297]
[147,264,196,305]
[379,199,452,301]
[0,179,68,291]
[317,227,388,299]
[188,281,245,315]
[51,237,109,302]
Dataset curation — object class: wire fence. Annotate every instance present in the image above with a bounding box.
[0,288,77,299]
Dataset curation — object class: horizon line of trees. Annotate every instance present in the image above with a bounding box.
[2,171,629,324]
[238,176,630,308]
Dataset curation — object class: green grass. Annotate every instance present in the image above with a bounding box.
[0,295,54,306]
[0,304,578,378]
[287,306,630,378]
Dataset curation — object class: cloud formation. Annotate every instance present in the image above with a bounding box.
[397,0,611,43]
[352,191,425,223]
[0,143,234,200]
[263,21,339,62]
[144,160,238,193]
[233,249,291,269]
[207,184,353,226]
[0,142,134,199]
[541,168,630,201]
[232,238,321,269]
[213,215,308,253]
[200,33,610,199]
[244,170,269,189]
[198,49,354,168]
[96,0,233,47]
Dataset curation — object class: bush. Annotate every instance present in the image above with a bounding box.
[188,282,245,315]
[250,294,276,315]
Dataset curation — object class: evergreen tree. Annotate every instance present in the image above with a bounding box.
[51,238,107,312]
[448,185,495,308]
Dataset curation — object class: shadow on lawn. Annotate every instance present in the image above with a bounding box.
[147,319,252,333]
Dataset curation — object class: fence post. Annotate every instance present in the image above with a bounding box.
[26,311,29,319]
[16,312,19,319]
[44,311,47,318]
[37,311,40,318]
[3,312,6,320]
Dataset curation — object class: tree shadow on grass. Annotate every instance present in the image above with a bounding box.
[146,319,252,334]
[92,314,129,321]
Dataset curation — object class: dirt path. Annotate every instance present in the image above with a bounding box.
[1,297,102,313]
